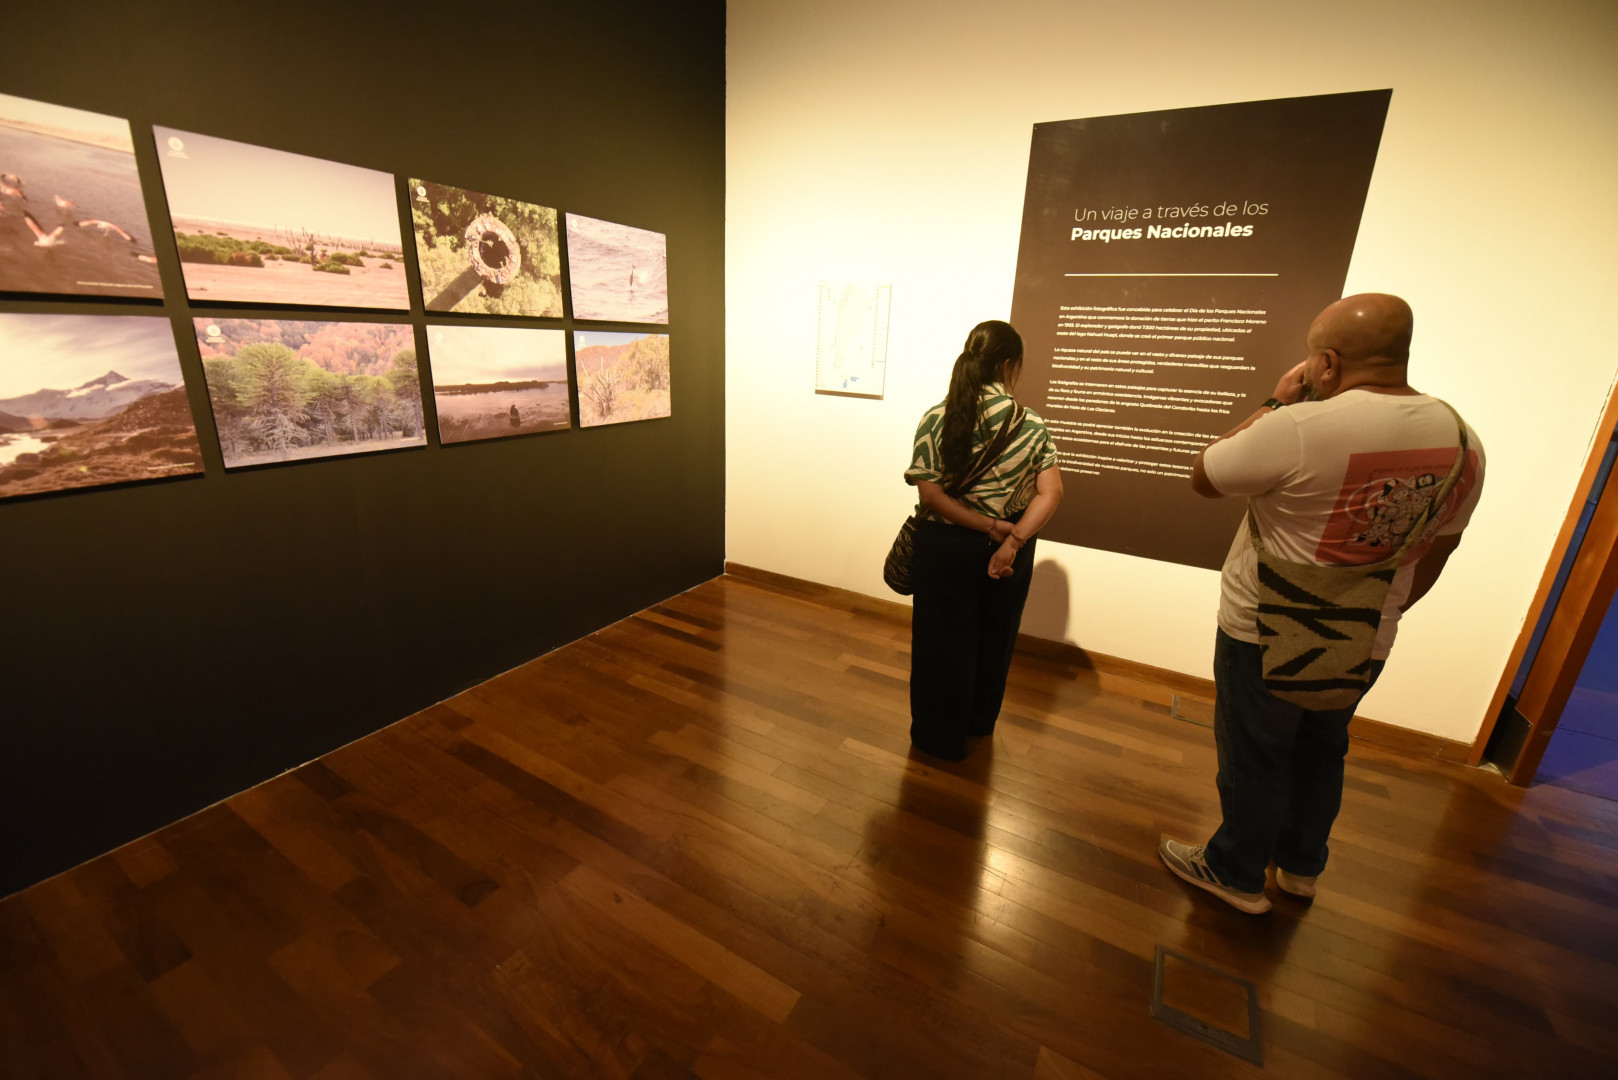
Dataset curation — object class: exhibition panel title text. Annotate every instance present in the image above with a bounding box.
[1071,199,1269,243]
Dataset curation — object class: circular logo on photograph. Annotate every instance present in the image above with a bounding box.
[416,185,427,199]
[206,324,221,338]
[167,136,185,152]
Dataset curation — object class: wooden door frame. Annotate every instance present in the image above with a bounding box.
[1469,378,1618,772]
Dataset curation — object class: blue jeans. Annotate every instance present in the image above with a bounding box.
[1204,629,1385,893]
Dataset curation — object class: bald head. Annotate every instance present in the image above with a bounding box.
[1309,293,1414,368]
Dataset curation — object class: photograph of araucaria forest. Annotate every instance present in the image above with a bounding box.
[410,179,562,317]
[194,319,424,469]
[155,127,407,309]
[574,332,670,428]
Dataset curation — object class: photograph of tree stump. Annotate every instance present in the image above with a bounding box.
[410,179,562,317]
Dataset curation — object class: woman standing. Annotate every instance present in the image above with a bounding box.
[904,320,1065,760]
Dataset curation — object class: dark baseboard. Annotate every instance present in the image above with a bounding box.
[722,562,1470,767]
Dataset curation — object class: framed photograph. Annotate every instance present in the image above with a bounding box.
[0,93,164,298]
[194,319,424,468]
[573,331,669,428]
[564,213,668,323]
[410,180,562,317]
[0,314,203,499]
[814,280,891,398]
[154,127,407,309]
[426,325,572,444]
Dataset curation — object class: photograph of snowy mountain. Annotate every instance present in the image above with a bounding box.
[0,314,204,499]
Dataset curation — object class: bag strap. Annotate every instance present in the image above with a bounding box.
[944,402,1025,498]
[1248,399,1470,570]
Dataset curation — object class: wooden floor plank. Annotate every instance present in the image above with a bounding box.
[5,573,1618,1077]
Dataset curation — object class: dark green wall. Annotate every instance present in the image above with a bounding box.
[0,0,725,896]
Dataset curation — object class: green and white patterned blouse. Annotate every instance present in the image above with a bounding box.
[905,383,1059,523]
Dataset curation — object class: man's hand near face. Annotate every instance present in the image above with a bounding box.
[1190,361,1310,498]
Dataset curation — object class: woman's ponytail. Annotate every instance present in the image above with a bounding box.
[939,320,1023,478]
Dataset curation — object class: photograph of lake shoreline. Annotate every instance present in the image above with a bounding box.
[411,179,562,317]
[0,93,165,298]
[0,314,203,500]
[574,331,670,428]
[565,213,668,324]
[195,319,424,468]
[426,325,571,444]
[155,127,407,308]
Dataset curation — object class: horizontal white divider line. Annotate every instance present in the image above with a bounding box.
[1063,273,1280,277]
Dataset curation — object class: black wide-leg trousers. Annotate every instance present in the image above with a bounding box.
[908,520,1037,761]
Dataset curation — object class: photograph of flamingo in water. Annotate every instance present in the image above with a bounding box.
[410,179,562,317]
[155,128,407,309]
[0,93,165,298]
[0,314,203,500]
[194,319,424,469]
[426,325,572,445]
[564,213,668,324]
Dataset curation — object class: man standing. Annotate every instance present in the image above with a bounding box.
[1160,293,1485,914]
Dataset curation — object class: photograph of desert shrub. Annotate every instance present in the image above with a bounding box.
[410,179,562,317]
[427,325,571,444]
[0,93,164,298]
[565,213,668,323]
[0,314,202,499]
[154,127,406,308]
[574,331,670,428]
[194,319,424,468]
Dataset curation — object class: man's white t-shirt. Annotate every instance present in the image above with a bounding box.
[1202,390,1485,660]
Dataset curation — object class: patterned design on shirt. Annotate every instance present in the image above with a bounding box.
[1315,446,1482,566]
[905,383,1058,522]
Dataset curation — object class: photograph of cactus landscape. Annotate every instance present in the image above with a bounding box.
[194,319,424,468]
[426,325,572,444]
[573,331,670,428]
[0,93,165,298]
[0,314,202,499]
[154,127,407,308]
[410,179,562,317]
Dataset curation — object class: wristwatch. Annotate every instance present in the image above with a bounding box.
[1262,397,1287,410]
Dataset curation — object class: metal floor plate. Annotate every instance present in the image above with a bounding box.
[1150,945,1263,1065]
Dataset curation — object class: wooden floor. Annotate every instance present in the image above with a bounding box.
[4,572,1618,1079]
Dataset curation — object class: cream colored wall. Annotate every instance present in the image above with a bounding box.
[725,0,1618,741]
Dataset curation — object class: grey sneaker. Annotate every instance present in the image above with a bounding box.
[1275,868,1317,898]
[1159,837,1272,914]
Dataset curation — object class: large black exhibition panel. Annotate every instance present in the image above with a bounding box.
[0,0,726,896]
